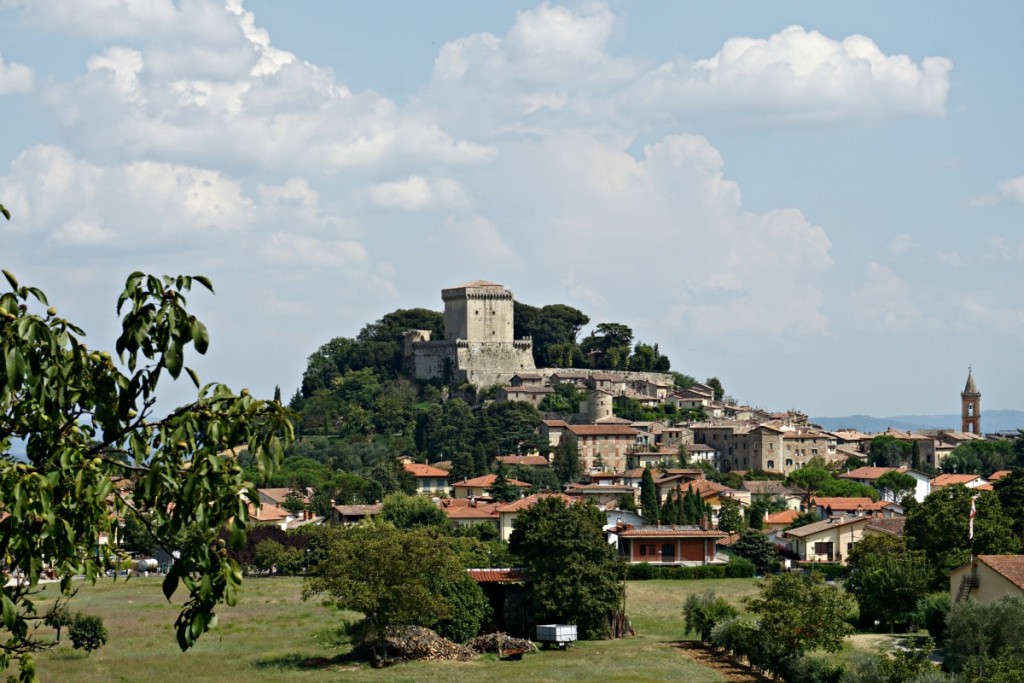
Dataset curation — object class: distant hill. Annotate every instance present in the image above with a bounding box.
[811,410,1024,435]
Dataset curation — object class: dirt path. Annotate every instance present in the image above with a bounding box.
[673,642,773,682]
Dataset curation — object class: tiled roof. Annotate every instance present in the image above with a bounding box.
[989,470,1012,482]
[977,555,1024,590]
[840,466,898,480]
[542,419,570,427]
[619,526,726,538]
[495,493,574,512]
[497,455,551,467]
[248,503,290,522]
[404,462,450,478]
[451,473,530,488]
[568,425,638,436]
[439,499,499,519]
[865,518,906,536]
[765,509,800,525]
[332,503,382,517]
[258,487,305,504]
[467,568,526,583]
[811,497,876,510]
[931,474,984,488]
[785,515,874,538]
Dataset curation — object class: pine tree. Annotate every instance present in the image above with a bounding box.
[473,445,488,477]
[490,460,520,503]
[640,465,659,524]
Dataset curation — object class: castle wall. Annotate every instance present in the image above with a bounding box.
[442,284,514,343]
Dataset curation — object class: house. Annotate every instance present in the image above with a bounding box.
[437,497,500,532]
[616,524,727,565]
[930,473,988,490]
[540,419,571,447]
[257,487,311,508]
[565,482,637,508]
[468,568,530,638]
[682,443,718,466]
[451,473,531,500]
[862,517,906,538]
[740,480,803,510]
[496,385,554,407]
[784,515,878,564]
[949,555,1024,604]
[509,373,544,387]
[493,493,576,541]
[330,503,382,525]
[627,448,680,470]
[839,466,932,503]
[566,424,639,473]
[403,462,450,495]
[810,497,879,519]
[763,509,801,532]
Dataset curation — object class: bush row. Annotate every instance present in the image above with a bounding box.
[626,557,755,580]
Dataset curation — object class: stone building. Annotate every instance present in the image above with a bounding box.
[961,368,981,434]
[406,281,536,387]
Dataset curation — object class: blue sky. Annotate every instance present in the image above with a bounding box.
[1,1,1022,418]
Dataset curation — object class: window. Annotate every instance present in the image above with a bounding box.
[769,443,774,451]
[812,448,818,455]
[767,460,775,470]
[785,459,793,467]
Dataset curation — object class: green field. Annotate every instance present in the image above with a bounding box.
[13,577,764,683]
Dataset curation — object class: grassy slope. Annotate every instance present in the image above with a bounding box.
[13,578,767,683]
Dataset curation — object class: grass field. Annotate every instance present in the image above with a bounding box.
[11,577,764,683]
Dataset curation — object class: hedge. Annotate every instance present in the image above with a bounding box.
[626,557,755,580]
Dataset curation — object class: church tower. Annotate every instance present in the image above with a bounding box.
[961,368,981,434]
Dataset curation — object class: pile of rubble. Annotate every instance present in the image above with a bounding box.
[467,632,537,655]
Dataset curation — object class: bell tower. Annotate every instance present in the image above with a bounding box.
[960,368,981,434]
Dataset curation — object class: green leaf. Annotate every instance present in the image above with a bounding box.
[162,565,180,601]
[2,594,17,630]
[193,275,214,293]
[191,319,209,354]
[0,203,10,220]
[2,270,17,290]
[185,366,200,389]
[165,342,183,378]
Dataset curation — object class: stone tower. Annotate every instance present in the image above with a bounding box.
[442,280,514,343]
[961,368,981,434]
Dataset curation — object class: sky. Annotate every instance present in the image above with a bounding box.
[1,1,1022,419]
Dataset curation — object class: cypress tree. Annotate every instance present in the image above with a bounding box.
[640,465,659,524]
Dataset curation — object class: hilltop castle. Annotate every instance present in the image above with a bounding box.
[405,281,537,387]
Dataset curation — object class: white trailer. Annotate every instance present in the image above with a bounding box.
[535,624,577,649]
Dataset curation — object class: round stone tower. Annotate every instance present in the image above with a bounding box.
[960,368,981,434]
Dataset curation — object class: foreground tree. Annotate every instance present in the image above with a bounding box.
[844,534,931,631]
[743,572,854,674]
[0,271,293,680]
[509,497,626,639]
[303,521,484,655]
[905,485,1021,586]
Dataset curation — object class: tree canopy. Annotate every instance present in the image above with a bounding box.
[0,271,293,680]
[509,497,625,639]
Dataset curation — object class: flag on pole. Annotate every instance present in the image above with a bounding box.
[969,497,977,540]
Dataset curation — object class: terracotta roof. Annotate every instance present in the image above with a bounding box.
[404,462,450,478]
[451,473,530,489]
[497,455,551,467]
[567,484,636,493]
[619,526,726,538]
[989,470,1012,482]
[865,518,906,536]
[840,466,899,480]
[438,498,500,519]
[248,503,290,522]
[963,370,979,395]
[542,419,570,427]
[467,568,526,583]
[258,487,307,504]
[495,493,574,512]
[931,474,985,488]
[568,425,638,436]
[976,555,1024,590]
[765,509,800,525]
[501,386,554,394]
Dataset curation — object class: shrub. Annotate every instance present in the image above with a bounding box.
[725,557,755,578]
[68,614,108,654]
[918,592,951,642]
[784,655,845,683]
[683,592,738,643]
[627,562,657,580]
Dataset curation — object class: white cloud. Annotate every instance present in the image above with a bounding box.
[936,251,964,266]
[365,175,467,211]
[888,233,915,255]
[971,174,1024,206]
[0,52,34,93]
[628,25,952,121]
[848,262,921,334]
